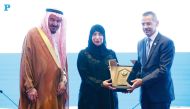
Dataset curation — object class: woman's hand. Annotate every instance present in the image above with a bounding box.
[102,79,116,90]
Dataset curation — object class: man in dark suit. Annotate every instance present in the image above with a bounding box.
[128,11,175,109]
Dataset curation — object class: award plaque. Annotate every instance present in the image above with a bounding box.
[109,59,134,91]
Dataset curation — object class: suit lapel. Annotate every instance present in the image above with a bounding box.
[142,38,147,65]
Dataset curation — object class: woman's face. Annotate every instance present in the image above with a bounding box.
[92,31,104,46]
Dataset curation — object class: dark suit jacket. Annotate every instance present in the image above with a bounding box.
[132,33,175,103]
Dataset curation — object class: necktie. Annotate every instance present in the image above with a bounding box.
[146,38,151,58]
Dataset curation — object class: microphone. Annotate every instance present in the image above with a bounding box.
[0,89,18,107]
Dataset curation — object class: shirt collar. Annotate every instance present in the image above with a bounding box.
[148,30,158,42]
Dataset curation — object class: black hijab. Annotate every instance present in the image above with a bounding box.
[86,24,109,59]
